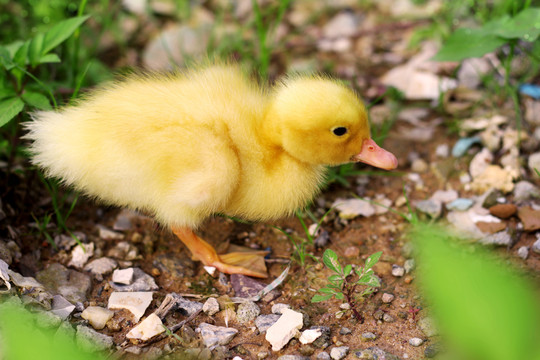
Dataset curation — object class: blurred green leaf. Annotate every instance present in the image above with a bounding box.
[28,33,45,67]
[328,274,342,283]
[343,264,353,277]
[0,96,24,127]
[412,223,540,360]
[0,46,15,70]
[13,40,29,67]
[433,27,506,61]
[493,7,540,41]
[22,91,52,110]
[311,293,333,303]
[323,249,342,274]
[0,87,17,101]
[365,251,382,269]
[42,15,90,55]
[334,292,344,300]
[39,53,61,64]
[318,287,337,294]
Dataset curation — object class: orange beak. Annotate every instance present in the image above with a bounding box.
[351,138,398,170]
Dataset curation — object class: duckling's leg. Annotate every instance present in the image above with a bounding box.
[172,227,268,278]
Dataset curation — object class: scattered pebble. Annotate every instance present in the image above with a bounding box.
[517,206,540,231]
[84,257,118,280]
[197,322,238,347]
[51,295,76,320]
[383,313,395,322]
[354,346,400,359]
[514,181,540,202]
[469,148,493,179]
[488,203,517,219]
[36,263,91,303]
[430,189,458,204]
[266,309,303,351]
[404,259,415,273]
[339,327,352,335]
[231,274,280,303]
[310,326,331,348]
[517,246,529,260]
[81,306,114,330]
[127,313,166,341]
[343,246,360,258]
[322,11,360,39]
[528,152,540,175]
[415,199,442,219]
[202,297,220,316]
[409,337,424,347]
[316,352,331,360]
[470,165,514,193]
[392,265,405,277]
[236,301,260,323]
[418,317,438,337]
[68,243,95,269]
[435,144,449,158]
[97,225,124,240]
[300,328,323,344]
[109,267,158,292]
[330,346,349,360]
[112,268,134,285]
[424,342,443,358]
[479,231,512,247]
[361,332,377,341]
[452,136,482,157]
[271,303,291,315]
[255,314,280,333]
[532,239,540,254]
[411,158,428,173]
[332,198,375,219]
[446,198,474,211]
[76,325,114,352]
[381,293,395,303]
[108,291,153,322]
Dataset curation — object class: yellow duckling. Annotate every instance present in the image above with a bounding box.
[25,65,397,278]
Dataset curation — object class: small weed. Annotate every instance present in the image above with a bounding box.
[312,248,382,322]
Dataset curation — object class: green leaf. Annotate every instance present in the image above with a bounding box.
[42,15,90,54]
[365,276,381,287]
[13,41,29,67]
[323,248,342,274]
[28,33,45,67]
[0,46,15,70]
[343,264,353,277]
[318,287,337,294]
[0,87,16,101]
[328,274,342,283]
[22,91,52,110]
[411,223,540,360]
[365,251,382,269]
[311,293,333,303]
[358,273,373,284]
[433,27,506,62]
[334,292,344,300]
[493,7,540,41]
[39,53,61,64]
[0,96,24,127]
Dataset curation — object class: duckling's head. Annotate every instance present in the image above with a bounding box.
[267,77,397,169]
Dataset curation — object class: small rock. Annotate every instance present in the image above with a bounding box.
[113,209,147,231]
[409,337,424,346]
[333,198,375,219]
[322,11,360,39]
[361,332,377,341]
[255,314,280,333]
[266,309,304,351]
[84,257,117,280]
[127,313,165,341]
[452,136,482,157]
[36,263,91,303]
[517,206,540,231]
[300,328,323,344]
[415,199,442,219]
[470,165,514,193]
[258,351,270,359]
[35,310,62,329]
[339,327,352,335]
[475,221,506,234]
[446,198,474,211]
[153,253,195,279]
[532,239,540,254]
[231,274,280,303]
[108,291,153,322]
[517,246,529,260]
[97,225,124,240]
[479,231,512,246]
[314,229,330,248]
[197,322,238,347]
[424,343,443,358]
[383,313,395,322]
[418,317,438,337]
[431,189,458,204]
[237,301,260,323]
[112,268,134,285]
[489,203,517,219]
[176,296,203,316]
[277,356,309,360]
[76,325,114,352]
[435,144,449,158]
[469,148,493,179]
[411,158,428,173]
[404,259,415,273]
[81,306,114,330]
[202,297,220,316]
[392,265,405,277]
[51,295,76,320]
[514,181,540,202]
[381,293,395,303]
[271,303,291,315]
[343,246,360,258]
[373,309,384,321]
[109,267,158,292]
[310,326,331,348]
[354,346,402,359]
[68,243,95,269]
[528,152,540,175]
[330,346,349,360]
[316,352,331,360]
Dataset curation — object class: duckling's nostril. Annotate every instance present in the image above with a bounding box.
[368,145,375,151]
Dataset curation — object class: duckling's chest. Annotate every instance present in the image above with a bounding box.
[224,157,326,221]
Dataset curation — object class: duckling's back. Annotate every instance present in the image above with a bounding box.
[25,65,266,227]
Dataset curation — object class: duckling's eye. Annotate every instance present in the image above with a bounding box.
[332,127,348,136]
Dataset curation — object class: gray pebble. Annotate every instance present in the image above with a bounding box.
[316,352,331,360]
[255,314,280,333]
[197,322,238,347]
[391,265,405,277]
[361,332,377,341]
[446,198,474,211]
[311,326,331,348]
[517,246,529,260]
[409,337,424,346]
[109,267,158,292]
[424,343,443,358]
[202,297,219,316]
[514,181,540,202]
[330,346,349,360]
[277,356,309,360]
[418,317,438,337]
[415,199,442,219]
[404,259,415,273]
[381,293,395,303]
[272,303,291,315]
[76,325,114,352]
[339,327,352,335]
[383,313,395,322]
[479,231,512,247]
[236,301,260,323]
[532,239,540,254]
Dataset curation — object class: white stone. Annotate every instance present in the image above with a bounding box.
[108,291,153,322]
[81,306,114,330]
[528,152,540,176]
[84,257,117,277]
[97,225,124,240]
[198,322,238,347]
[435,144,449,158]
[299,328,322,344]
[271,303,291,315]
[430,189,458,204]
[409,337,424,346]
[51,295,76,319]
[0,259,10,293]
[202,297,220,316]
[469,148,493,179]
[517,246,529,260]
[112,268,134,285]
[68,243,94,269]
[126,313,165,341]
[332,198,375,219]
[322,12,360,39]
[265,309,303,351]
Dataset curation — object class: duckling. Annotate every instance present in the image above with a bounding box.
[25,65,397,278]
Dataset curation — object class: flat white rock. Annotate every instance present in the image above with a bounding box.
[0,259,11,293]
[265,309,303,351]
[332,198,375,219]
[126,313,165,341]
[68,243,94,269]
[81,306,114,330]
[108,291,153,322]
[112,268,134,285]
[299,328,322,344]
[197,322,238,347]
